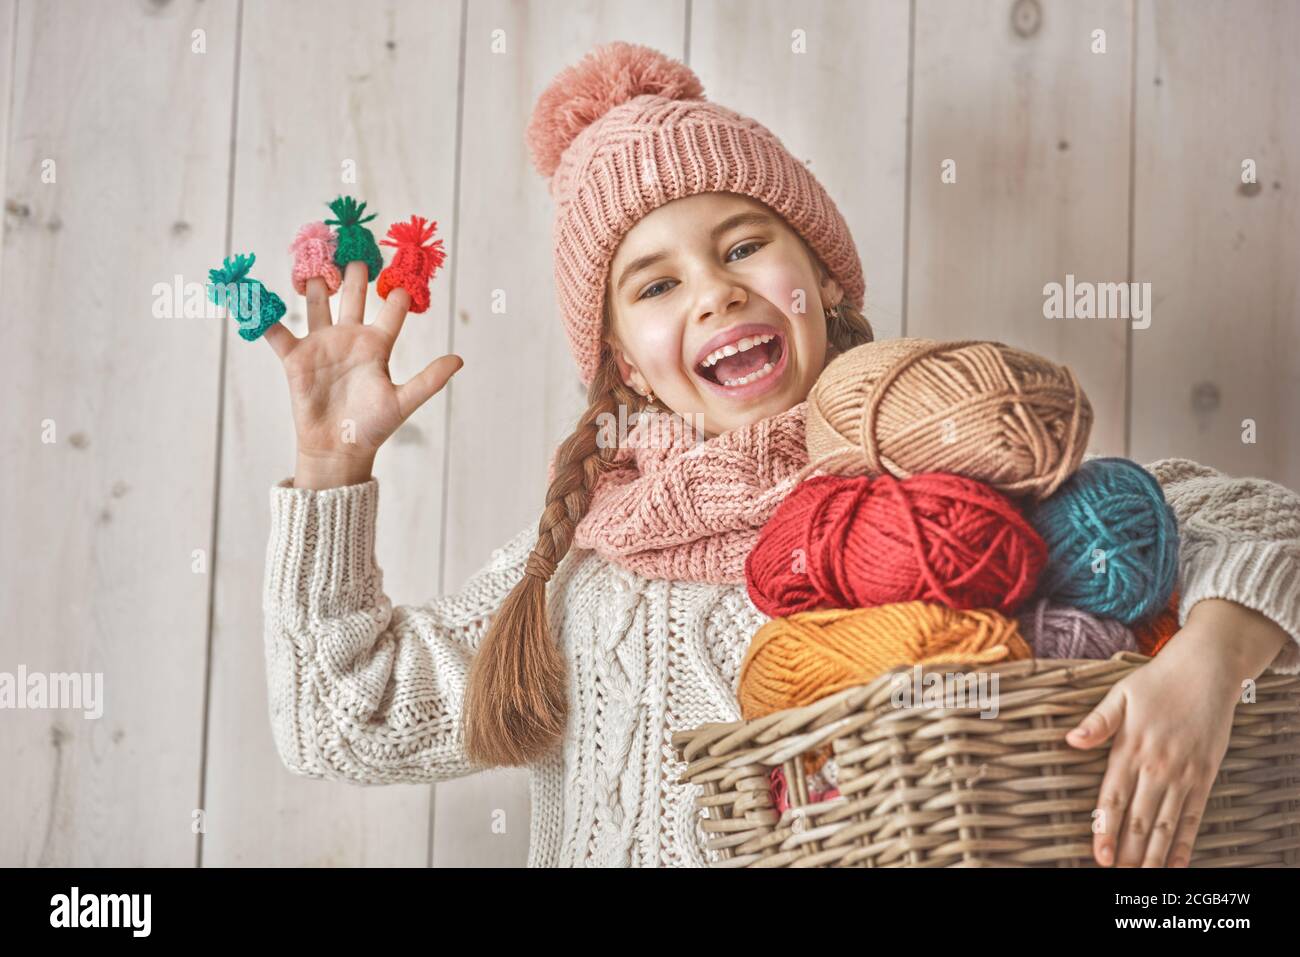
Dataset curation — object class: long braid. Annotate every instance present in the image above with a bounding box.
[828,298,874,355]
[463,353,645,767]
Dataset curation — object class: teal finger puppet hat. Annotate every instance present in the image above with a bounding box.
[206,252,286,341]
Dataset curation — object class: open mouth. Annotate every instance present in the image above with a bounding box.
[695,332,786,388]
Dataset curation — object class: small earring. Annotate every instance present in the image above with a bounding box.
[824,303,841,322]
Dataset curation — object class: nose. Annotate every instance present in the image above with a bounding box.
[693,268,747,325]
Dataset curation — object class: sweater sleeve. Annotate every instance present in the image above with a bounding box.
[262,476,536,784]
[1137,457,1300,675]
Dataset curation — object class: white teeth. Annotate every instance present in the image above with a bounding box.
[722,361,775,387]
[701,332,776,369]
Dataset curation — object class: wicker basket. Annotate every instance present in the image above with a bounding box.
[671,652,1300,867]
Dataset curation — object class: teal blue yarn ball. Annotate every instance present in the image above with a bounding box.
[1029,457,1179,625]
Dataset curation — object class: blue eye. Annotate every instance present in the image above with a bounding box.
[639,279,675,300]
[635,242,765,300]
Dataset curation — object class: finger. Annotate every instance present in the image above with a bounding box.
[373,286,411,341]
[1168,780,1211,868]
[1140,782,1188,868]
[1068,683,1126,749]
[395,355,463,421]
[1092,745,1136,867]
[305,276,333,332]
[338,260,369,325]
[263,322,299,360]
[1115,769,1169,867]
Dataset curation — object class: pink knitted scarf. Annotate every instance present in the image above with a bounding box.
[571,401,811,583]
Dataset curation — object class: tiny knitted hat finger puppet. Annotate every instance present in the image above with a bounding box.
[376,215,447,314]
[325,195,384,280]
[289,221,343,295]
[206,252,286,341]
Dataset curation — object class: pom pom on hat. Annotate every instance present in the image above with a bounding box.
[525,40,705,179]
[377,215,446,314]
[326,195,384,280]
[289,221,342,295]
[206,252,286,342]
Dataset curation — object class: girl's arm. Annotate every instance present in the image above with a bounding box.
[1068,454,1300,867]
[264,475,536,784]
[1141,456,1300,671]
[257,265,491,785]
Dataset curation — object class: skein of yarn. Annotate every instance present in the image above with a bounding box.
[1016,596,1137,660]
[745,472,1047,617]
[1132,590,1182,656]
[1029,457,1179,625]
[805,338,1092,501]
[737,602,1031,720]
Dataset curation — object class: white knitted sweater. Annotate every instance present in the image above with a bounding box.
[262,456,1300,867]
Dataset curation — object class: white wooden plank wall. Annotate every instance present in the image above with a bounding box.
[1,0,1295,867]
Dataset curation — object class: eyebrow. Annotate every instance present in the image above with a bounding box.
[614,211,776,295]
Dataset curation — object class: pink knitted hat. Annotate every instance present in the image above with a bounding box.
[526,41,867,387]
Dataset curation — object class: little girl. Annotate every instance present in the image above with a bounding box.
[260,42,1300,868]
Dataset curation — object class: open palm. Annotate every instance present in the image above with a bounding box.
[264,262,462,465]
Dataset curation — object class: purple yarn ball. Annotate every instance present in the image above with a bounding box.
[1017,597,1138,659]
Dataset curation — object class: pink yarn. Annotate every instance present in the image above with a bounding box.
[289,221,342,296]
[526,41,866,386]
[570,402,811,584]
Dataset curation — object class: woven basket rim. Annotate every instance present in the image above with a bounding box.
[671,650,1155,754]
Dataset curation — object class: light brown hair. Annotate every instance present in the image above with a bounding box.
[462,247,874,767]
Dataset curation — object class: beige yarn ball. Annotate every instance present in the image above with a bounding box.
[806,338,1093,500]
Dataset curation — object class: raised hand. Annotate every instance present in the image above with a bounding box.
[264,260,462,489]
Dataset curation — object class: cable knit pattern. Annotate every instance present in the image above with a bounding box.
[263,457,1300,867]
[1143,458,1300,673]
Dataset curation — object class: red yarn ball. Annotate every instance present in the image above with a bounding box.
[745,472,1047,617]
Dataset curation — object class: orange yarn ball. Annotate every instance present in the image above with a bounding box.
[737,602,1031,720]
[805,338,1093,501]
[1132,590,1182,657]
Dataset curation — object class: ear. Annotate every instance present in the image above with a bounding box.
[820,273,845,310]
[801,242,845,310]
[608,338,650,395]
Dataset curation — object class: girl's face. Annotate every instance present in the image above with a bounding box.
[606,192,843,438]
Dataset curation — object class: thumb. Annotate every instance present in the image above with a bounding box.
[395,354,463,421]
[1067,683,1126,749]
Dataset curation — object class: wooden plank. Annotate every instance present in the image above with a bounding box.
[0,0,13,306]
[1130,0,1300,489]
[0,0,234,865]
[203,0,462,866]
[906,0,1134,456]
[434,1,688,867]
[690,0,911,342]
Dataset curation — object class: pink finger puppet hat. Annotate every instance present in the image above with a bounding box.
[288,221,343,295]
